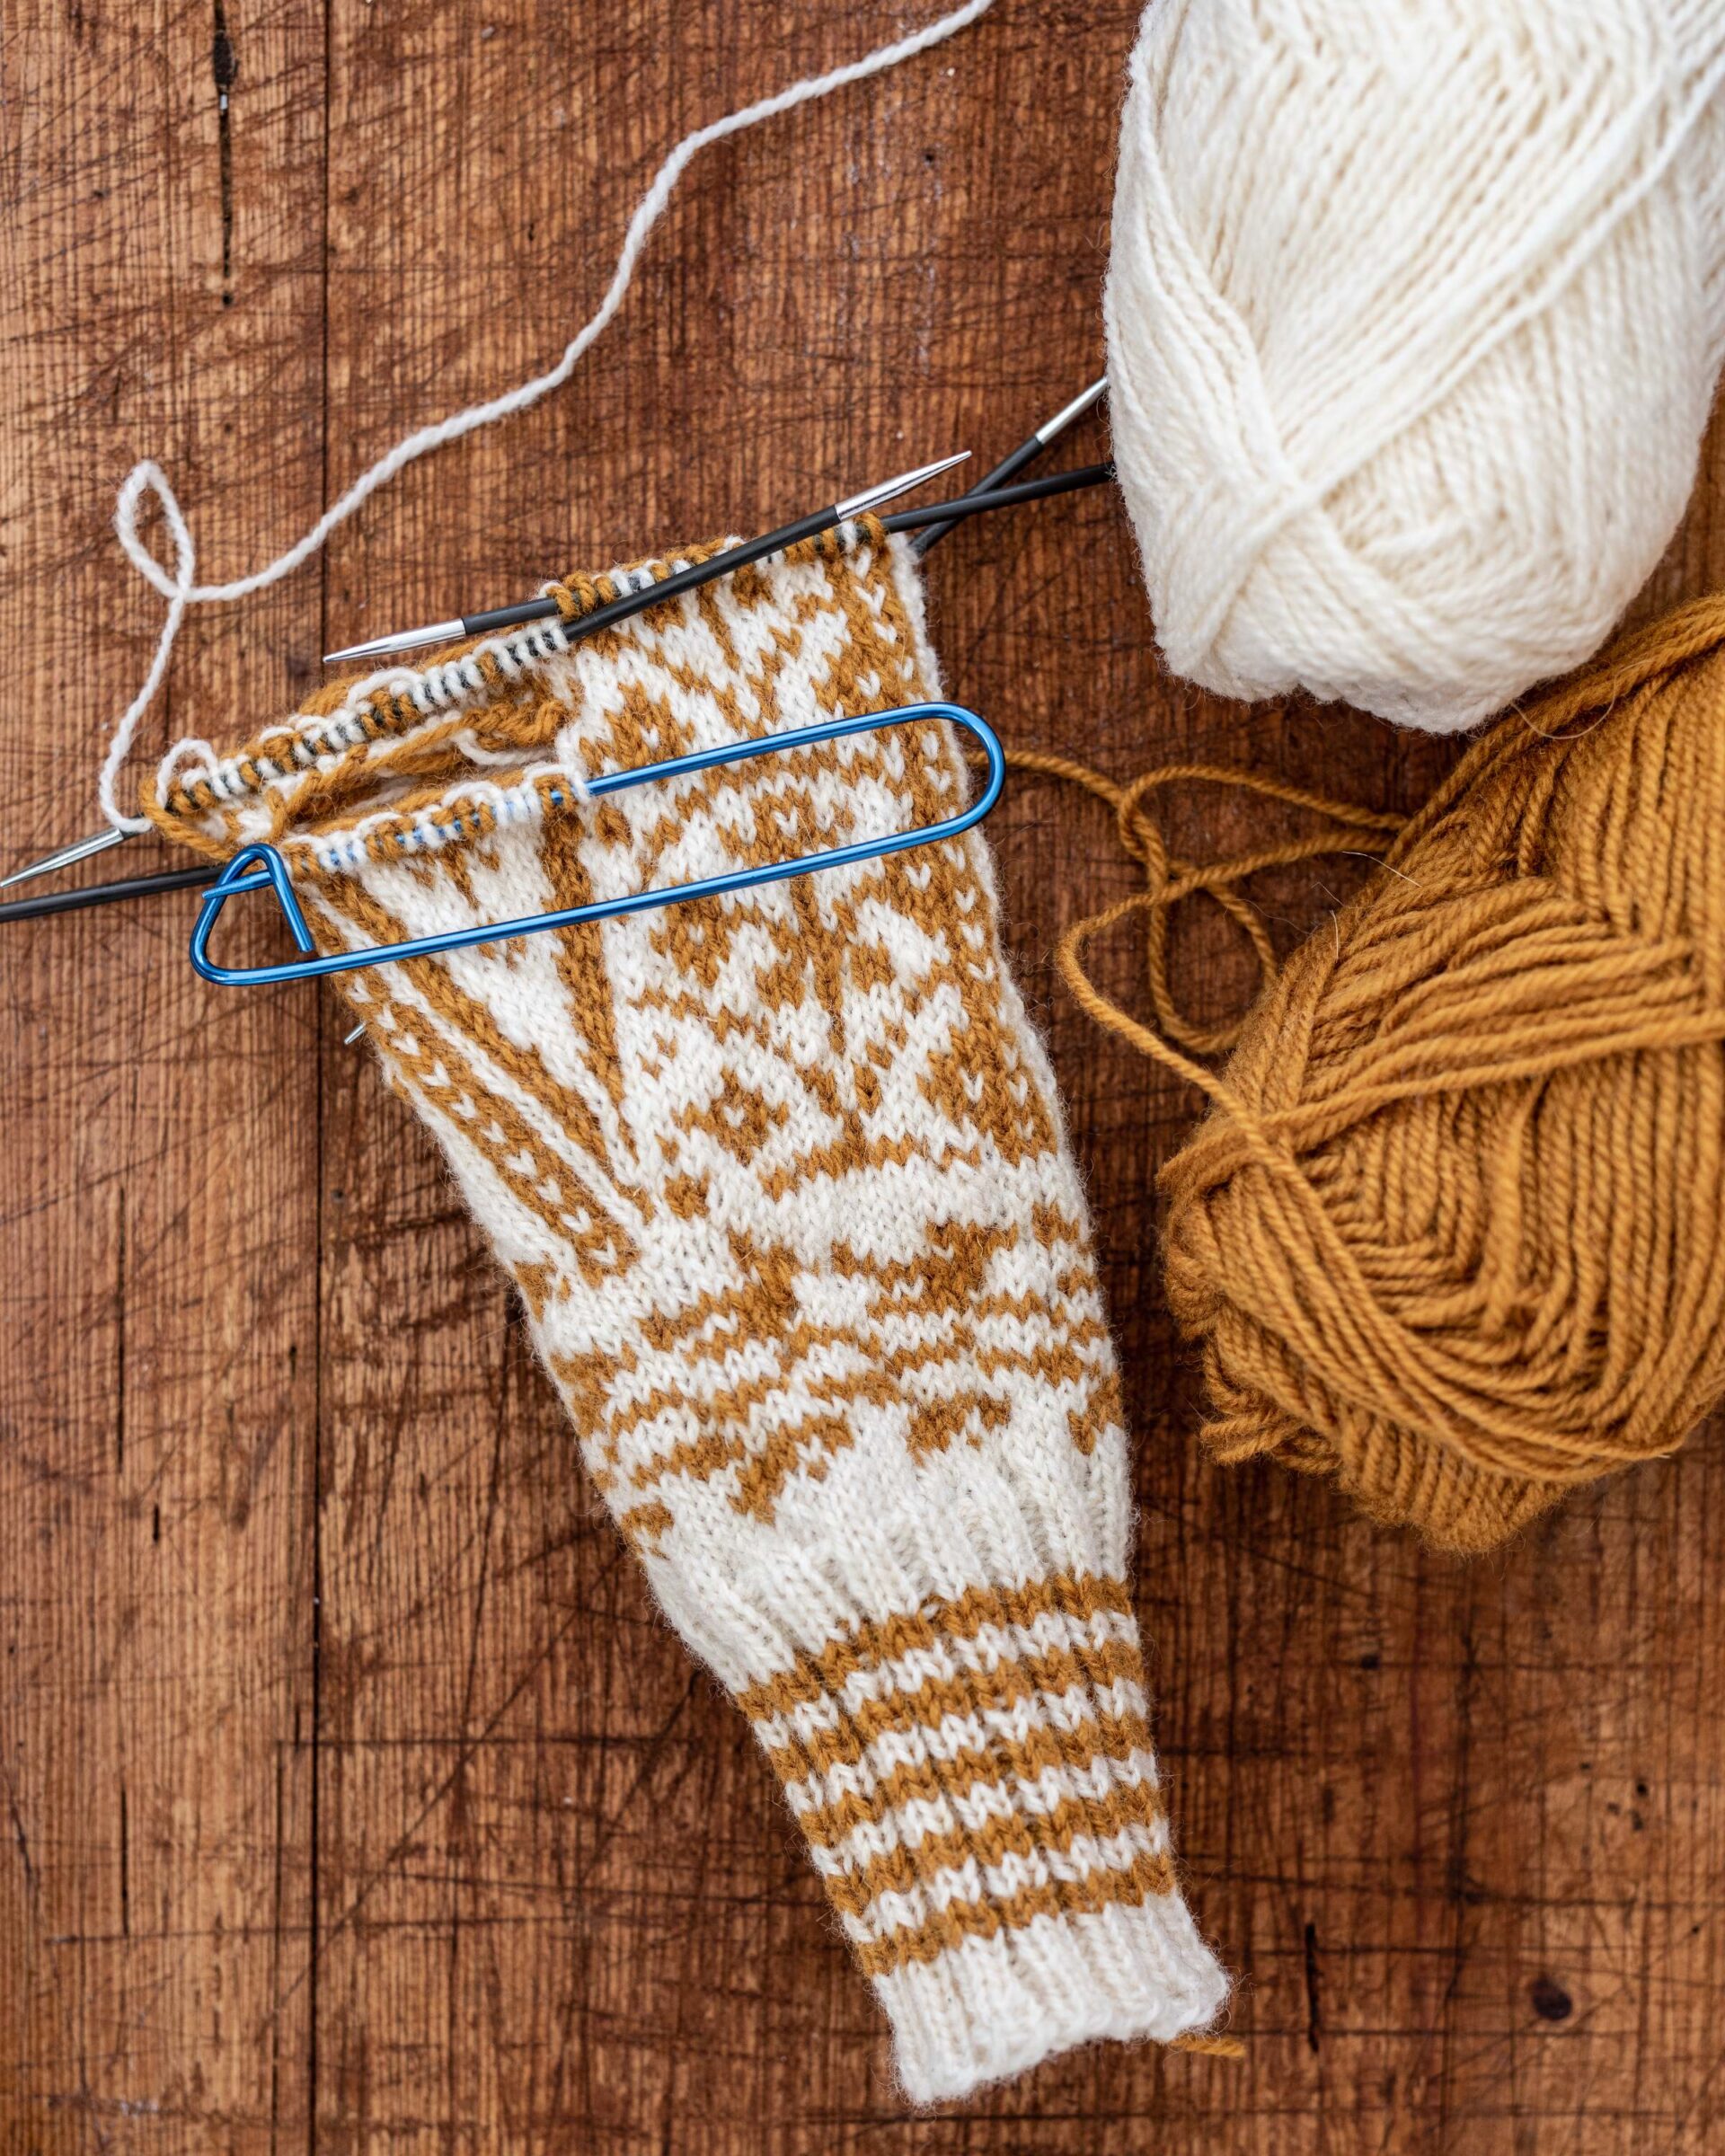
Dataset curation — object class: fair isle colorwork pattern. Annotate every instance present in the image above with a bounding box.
[146,519,1228,2102]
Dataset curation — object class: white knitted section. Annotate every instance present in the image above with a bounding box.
[880,1896,1229,2105]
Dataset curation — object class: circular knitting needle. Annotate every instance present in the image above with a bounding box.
[910,376,1106,559]
[4,462,1117,927]
[4,415,1110,894]
[2,459,969,891]
[880,463,1111,535]
[323,450,972,666]
[0,861,220,924]
[6,382,1113,895]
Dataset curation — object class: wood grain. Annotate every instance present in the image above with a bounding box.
[3,4,1722,2149]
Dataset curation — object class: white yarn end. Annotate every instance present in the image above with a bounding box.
[93,0,998,834]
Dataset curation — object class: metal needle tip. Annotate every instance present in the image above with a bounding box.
[323,452,969,667]
[1036,376,1108,445]
[909,374,1108,561]
[324,617,467,665]
[837,449,969,521]
[0,825,128,890]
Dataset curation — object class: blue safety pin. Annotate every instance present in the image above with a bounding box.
[190,703,1004,985]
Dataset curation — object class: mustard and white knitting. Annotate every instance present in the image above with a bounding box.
[146,520,1228,2104]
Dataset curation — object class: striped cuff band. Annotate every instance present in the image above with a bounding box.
[736,1573,1228,2100]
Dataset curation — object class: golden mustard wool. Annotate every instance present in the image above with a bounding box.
[1048,593,1725,1557]
[145,518,1228,2101]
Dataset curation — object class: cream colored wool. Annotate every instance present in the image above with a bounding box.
[146,525,1228,2104]
[1105,0,1725,732]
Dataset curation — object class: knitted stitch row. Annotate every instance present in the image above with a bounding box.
[148,522,1228,2101]
[147,532,864,841]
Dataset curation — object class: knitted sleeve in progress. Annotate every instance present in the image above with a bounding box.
[147,519,1227,2103]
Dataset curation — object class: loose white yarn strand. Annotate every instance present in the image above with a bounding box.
[101,0,996,832]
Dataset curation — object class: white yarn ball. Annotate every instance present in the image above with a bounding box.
[1105,0,1725,732]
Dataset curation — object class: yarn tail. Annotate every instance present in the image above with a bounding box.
[98,0,998,835]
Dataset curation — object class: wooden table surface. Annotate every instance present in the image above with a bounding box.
[4,5,1724,2150]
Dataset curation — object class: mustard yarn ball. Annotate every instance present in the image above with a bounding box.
[1159,599,1725,1553]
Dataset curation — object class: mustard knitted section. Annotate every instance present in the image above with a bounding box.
[146,520,1227,2101]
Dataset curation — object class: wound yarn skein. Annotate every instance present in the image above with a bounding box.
[1105,0,1725,732]
[1153,594,1725,1554]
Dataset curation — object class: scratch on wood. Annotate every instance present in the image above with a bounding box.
[212,0,237,304]
[118,1779,130,1941]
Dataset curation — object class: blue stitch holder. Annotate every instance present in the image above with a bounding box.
[189,703,1004,986]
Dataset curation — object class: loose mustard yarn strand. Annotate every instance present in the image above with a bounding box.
[1171,2028,1247,2060]
[998,747,1402,1098]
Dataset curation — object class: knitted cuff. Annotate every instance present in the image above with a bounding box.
[146,518,1227,2099]
[730,1559,1227,2101]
